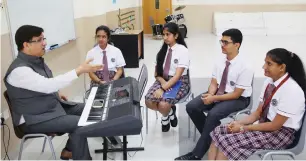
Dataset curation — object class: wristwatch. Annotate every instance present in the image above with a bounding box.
[239,126,245,133]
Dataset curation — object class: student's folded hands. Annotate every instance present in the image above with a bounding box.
[201,94,214,105]
[154,88,164,98]
[227,121,242,133]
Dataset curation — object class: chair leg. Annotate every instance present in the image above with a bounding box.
[193,126,197,142]
[41,137,47,153]
[46,136,56,160]
[18,136,27,160]
[188,117,191,138]
[146,106,148,134]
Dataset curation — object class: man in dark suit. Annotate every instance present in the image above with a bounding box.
[4,25,102,160]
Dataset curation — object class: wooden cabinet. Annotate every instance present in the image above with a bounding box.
[111,30,144,68]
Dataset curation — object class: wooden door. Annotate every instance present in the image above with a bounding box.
[142,0,172,34]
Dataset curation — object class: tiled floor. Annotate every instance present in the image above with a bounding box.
[9,32,306,160]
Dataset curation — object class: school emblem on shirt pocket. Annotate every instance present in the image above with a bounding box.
[271,99,278,106]
[230,81,235,86]
[111,58,115,62]
[174,59,178,64]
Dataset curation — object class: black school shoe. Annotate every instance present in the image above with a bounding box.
[161,116,170,132]
[170,105,178,127]
[174,152,201,160]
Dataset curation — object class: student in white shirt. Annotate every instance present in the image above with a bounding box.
[208,48,306,160]
[145,22,190,132]
[86,25,126,87]
[175,29,254,160]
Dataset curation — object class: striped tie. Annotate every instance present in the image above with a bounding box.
[216,61,230,95]
[102,50,110,82]
[163,48,172,78]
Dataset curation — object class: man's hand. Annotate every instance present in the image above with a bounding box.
[154,89,164,98]
[76,59,103,76]
[201,94,214,105]
[59,92,68,101]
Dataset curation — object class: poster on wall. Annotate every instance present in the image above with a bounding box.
[113,0,116,4]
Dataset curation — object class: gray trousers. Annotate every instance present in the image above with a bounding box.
[187,92,250,158]
[22,102,130,160]
[22,103,92,160]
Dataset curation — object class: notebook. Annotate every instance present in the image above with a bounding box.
[163,80,182,99]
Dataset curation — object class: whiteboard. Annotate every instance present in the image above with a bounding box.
[5,0,76,57]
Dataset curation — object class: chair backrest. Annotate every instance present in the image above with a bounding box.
[120,67,126,78]
[187,69,192,92]
[137,64,148,99]
[289,111,306,154]
[3,91,25,139]
[247,75,255,110]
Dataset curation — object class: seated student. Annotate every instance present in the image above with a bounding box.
[175,29,254,160]
[145,22,190,132]
[86,25,126,87]
[208,48,306,160]
[4,25,102,160]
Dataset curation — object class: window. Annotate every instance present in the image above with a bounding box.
[155,0,159,9]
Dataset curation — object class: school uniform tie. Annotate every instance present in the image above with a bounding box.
[259,84,276,123]
[216,61,230,95]
[163,48,172,78]
[102,50,110,82]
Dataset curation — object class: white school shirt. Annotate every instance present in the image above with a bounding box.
[155,43,190,76]
[212,54,254,97]
[86,44,126,72]
[6,68,78,125]
[259,73,305,131]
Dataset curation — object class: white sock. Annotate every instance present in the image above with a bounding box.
[161,116,169,125]
[168,108,173,116]
[169,108,175,120]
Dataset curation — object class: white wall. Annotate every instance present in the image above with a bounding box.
[213,11,306,36]
[73,0,141,19]
[173,0,306,5]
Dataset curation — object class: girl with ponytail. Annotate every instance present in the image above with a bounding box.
[208,48,306,160]
[145,22,190,132]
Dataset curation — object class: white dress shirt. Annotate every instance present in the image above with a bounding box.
[6,67,78,124]
[259,73,305,131]
[86,44,126,72]
[155,43,190,76]
[212,54,254,97]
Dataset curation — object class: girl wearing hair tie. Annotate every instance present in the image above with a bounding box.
[145,22,191,132]
[86,25,126,87]
[208,48,306,160]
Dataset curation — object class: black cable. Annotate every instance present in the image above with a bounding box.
[128,131,143,159]
[2,124,11,160]
[128,106,144,159]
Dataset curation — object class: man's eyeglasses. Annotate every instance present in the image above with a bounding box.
[95,35,107,39]
[219,40,233,46]
[29,38,47,43]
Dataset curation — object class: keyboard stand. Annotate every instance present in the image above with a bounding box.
[96,136,144,160]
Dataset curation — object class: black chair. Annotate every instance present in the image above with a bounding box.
[3,91,64,160]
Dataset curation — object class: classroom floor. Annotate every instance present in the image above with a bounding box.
[8,32,306,160]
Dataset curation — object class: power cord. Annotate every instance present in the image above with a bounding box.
[127,130,143,159]
[127,106,145,159]
[2,119,11,160]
